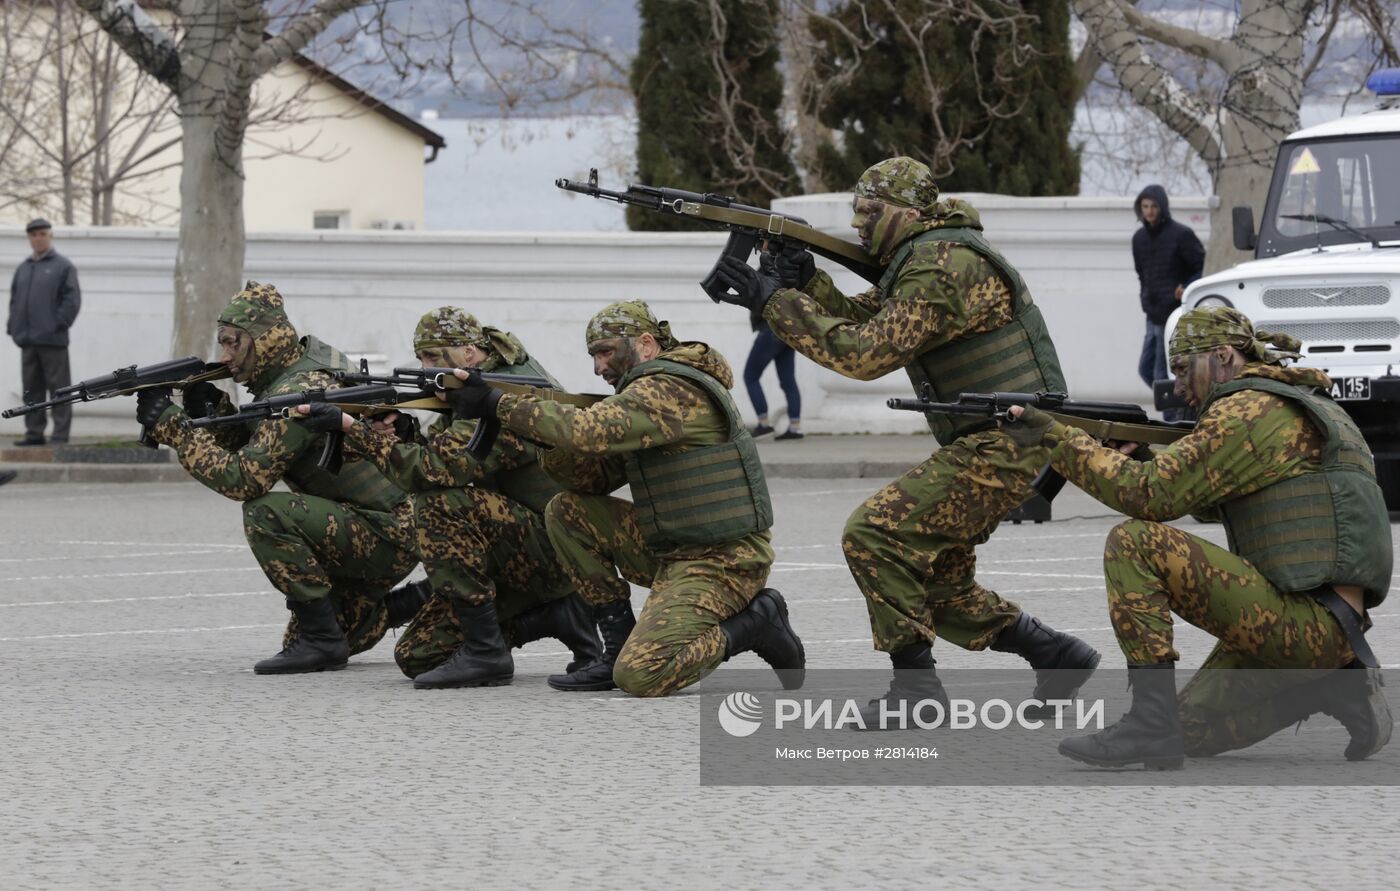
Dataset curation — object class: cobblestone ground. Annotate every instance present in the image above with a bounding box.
[1,479,1397,888]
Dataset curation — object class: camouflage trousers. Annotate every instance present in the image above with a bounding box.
[545,491,773,698]
[843,428,1044,653]
[1104,519,1357,755]
[393,487,573,678]
[241,493,417,656]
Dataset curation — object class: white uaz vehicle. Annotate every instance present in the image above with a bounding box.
[1167,68,1400,510]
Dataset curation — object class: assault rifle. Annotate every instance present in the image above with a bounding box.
[2,356,231,447]
[556,168,883,302]
[183,384,412,472]
[888,388,1194,503]
[335,360,602,460]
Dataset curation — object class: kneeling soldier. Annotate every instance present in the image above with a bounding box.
[440,299,805,697]
[138,282,421,674]
[310,307,602,688]
[1009,306,1392,768]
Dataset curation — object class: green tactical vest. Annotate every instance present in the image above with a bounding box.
[1205,376,1392,607]
[472,352,563,514]
[617,358,773,551]
[881,228,1066,445]
[271,336,408,515]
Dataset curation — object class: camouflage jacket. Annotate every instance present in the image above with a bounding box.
[490,342,732,494]
[762,201,1014,380]
[1046,364,1331,521]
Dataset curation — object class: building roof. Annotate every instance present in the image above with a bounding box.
[288,54,446,150]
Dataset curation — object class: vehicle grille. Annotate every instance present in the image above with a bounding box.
[1261,285,1390,308]
[1269,319,1400,342]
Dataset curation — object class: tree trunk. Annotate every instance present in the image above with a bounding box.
[172,111,245,360]
[169,1,248,360]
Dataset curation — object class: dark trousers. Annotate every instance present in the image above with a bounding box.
[743,326,800,420]
[20,346,71,440]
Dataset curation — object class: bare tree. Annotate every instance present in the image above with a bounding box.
[1074,0,1400,272]
[0,1,181,225]
[72,0,629,359]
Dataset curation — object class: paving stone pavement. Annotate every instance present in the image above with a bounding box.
[1,478,1397,889]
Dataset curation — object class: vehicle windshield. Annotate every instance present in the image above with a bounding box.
[1258,134,1400,256]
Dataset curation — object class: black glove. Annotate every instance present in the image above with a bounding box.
[443,370,502,420]
[771,243,815,289]
[182,381,225,419]
[713,256,780,314]
[295,402,345,434]
[136,387,174,430]
[999,404,1055,449]
[368,410,418,442]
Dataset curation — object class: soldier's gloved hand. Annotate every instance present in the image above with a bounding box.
[1000,404,1055,448]
[369,410,417,442]
[442,369,502,420]
[182,381,225,419]
[293,402,346,434]
[772,243,815,289]
[714,256,780,314]
[136,387,174,429]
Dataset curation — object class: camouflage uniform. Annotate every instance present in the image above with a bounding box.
[485,303,775,697]
[1046,308,1393,756]
[345,308,575,678]
[147,282,417,657]
[762,158,1063,654]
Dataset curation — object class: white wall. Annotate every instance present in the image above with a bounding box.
[1,194,1211,438]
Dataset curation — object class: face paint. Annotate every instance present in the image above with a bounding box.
[589,336,642,391]
[852,196,918,257]
[1171,348,1232,409]
[217,325,256,383]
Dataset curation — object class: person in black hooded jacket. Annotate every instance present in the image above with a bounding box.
[1132,184,1204,390]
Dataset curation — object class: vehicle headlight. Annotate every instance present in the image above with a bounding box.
[1194,294,1234,308]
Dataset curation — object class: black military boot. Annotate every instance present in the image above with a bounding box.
[508,593,603,673]
[1274,666,1393,761]
[413,600,514,689]
[384,579,432,629]
[547,600,636,692]
[718,588,806,690]
[1058,663,1184,769]
[254,597,350,675]
[856,642,951,730]
[990,611,1101,701]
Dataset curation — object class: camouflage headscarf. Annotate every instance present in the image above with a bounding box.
[413,306,527,366]
[585,299,678,349]
[216,281,302,390]
[854,157,940,211]
[217,281,290,338]
[1169,306,1303,365]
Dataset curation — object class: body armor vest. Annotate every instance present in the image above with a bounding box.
[1206,376,1392,606]
[617,359,773,551]
[881,228,1066,445]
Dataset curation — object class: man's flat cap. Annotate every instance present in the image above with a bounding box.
[25,218,52,232]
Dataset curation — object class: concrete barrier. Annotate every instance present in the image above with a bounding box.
[1,193,1210,438]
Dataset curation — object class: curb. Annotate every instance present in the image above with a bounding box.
[0,463,193,484]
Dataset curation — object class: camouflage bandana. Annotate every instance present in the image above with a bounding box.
[1169,306,1303,365]
[413,306,491,352]
[854,157,940,211]
[217,281,291,339]
[584,299,679,349]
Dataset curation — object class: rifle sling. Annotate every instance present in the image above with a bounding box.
[1044,410,1189,446]
[685,203,882,281]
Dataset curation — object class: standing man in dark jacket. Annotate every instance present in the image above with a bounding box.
[8,219,81,446]
[1132,185,1203,392]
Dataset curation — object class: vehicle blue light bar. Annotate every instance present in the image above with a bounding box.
[1367,68,1400,96]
